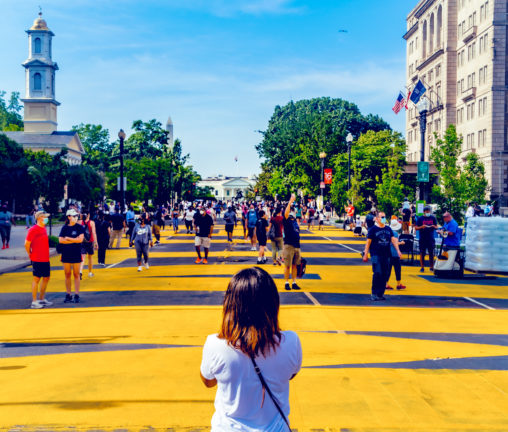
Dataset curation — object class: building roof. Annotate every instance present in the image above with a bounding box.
[2,131,85,154]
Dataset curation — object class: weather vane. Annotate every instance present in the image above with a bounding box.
[39,5,42,17]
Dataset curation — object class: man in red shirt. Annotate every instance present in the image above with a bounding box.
[25,211,52,309]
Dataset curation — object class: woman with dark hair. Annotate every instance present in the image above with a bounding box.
[200,267,302,431]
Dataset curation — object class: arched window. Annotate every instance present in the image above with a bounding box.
[422,21,427,58]
[430,14,435,53]
[34,38,42,54]
[437,6,443,48]
[34,73,42,90]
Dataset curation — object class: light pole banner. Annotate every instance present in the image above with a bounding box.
[324,168,333,184]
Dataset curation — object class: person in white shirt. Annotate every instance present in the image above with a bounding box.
[184,206,195,234]
[201,267,302,431]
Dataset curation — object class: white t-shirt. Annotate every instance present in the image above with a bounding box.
[185,210,195,221]
[201,331,302,432]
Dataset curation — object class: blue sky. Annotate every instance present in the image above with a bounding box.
[0,0,411,178]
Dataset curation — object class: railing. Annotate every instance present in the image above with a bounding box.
[462,86,476,101]
[463,25,477,43]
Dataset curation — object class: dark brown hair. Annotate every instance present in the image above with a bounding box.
[219,267,281,357]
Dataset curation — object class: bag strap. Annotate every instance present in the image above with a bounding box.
[250,355,291,431]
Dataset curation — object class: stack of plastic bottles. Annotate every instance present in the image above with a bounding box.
[465,217,508,272]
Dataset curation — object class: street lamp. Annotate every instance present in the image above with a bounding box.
[118,129,126,212]
[319,151,327,209]
[417,97,431,201]
[346,133,353,193]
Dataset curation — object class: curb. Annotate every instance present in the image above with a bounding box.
[0,248,58,276]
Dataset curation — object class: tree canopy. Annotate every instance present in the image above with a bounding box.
[0,91,23,131]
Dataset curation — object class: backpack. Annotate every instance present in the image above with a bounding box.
[82,221,91,242]
[296,258,307,278]
[268,223,276,241]
[247,210,257,228]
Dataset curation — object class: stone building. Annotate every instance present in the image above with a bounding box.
[4,13,84,164]
[405,0,508,206]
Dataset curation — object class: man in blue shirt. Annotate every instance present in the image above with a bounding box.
[439,212,461,248]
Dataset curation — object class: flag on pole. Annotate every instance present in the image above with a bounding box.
[234,156,238,162]
[409,80,426,104]
[392,93,405,115]
[405,90,411,109]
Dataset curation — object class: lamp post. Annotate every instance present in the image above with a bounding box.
[417,97,431,201]
[346,133,353,193]
[319,151,327,209]
[118,129,126,212]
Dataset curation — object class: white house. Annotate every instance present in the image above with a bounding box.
[198,175,256,200]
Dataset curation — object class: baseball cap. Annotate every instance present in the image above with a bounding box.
[34,210,49,220]
[66,209,79,216]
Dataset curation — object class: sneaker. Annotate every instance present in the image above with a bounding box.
[262,257,267,263]
[291,282,301,290]
[64,294,73,303]
[385,285,394,290]
[251,246,257,251]
[137,266,142,272]
[6,244,9,249]
[73,294,80,303]
[396,284,407,290]
[39,299,53,306]
[284,282,291,291]
[202,259,208,264]
[273,261,277,266]
[195,258,202,264]
[1,245,5,250]
[30,300,44,309]
[370,295,385,301]
[144,262,149,269]
[257,259,263,265]
[88,272,94,278]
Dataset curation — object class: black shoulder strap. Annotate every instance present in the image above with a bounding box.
[250,355,291,431]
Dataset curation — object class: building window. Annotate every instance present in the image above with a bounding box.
[430,13,435,53]
[226,190,230,196]
[436,64,441,77]
[422,20,427,58]
[437,6,442,47]
[33,72,42,90]
[34,37,41,54]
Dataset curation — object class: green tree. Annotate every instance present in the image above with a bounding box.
[71,123,112,172]
[0,91,23,131]
[67,165,104,210]
[375,144,405,216]
[460,152,489,204]
[256,97,390,197]
[122,119,170,160]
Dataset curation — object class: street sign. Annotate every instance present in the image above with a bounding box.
[117,177,127,191]
[417,161,429,182]
[324,168,332,184]
[416,200,426,216]
[320,181,325,189]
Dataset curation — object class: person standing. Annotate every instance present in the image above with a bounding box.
[415,205,438,272]
[172,206,180,234]
[283,194,302,291]
[385,218,406,291]
[194,207,214,264]
[79,212,98,279]
[59,209,84,304]
[125,206,136,240]
[268,206,284,266]
[0,204,14,249]
[401,201,412,234]
[184,206,195,234]
[95,211,111,266]
[130,216,153,271]
[256,210,269,264]
[246,204,258,251]
[307,206,315,231]
[362,211,402,301]
[108,206,125,249]
[200,267,302,432]
[26,204,36,229]
[224,206,237,247]
[25,210,53,309]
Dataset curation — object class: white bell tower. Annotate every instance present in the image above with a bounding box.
[21,12,60,134]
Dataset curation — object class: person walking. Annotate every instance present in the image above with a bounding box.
[95,211,111,266]
[26,204,36,229]
[246,204,258,251]
[172,206,180,234]
[79,212,98,279]
[130,216,153,272]
[268,206,284,266]
[108,206,125,249]
[125,206,136,240]
[362,211,402,301]
[256,210,269,264]
[283,194,302,291]
[59,209,84,304]
[415,205,438,272]
[184,206,194,234]
[194,207,214,264]
[200,267,302,432]
[25,210,53,309]
[224,205,237,247]
[0,204,14,249]
[385,218,406,291]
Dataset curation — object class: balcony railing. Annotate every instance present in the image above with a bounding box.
[462,86,476,101]
[463,25,477,43]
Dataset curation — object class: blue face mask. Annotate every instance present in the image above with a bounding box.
[42,217,49,225]
[380,217,387,224]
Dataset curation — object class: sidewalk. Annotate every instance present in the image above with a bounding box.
[0,224,59,274]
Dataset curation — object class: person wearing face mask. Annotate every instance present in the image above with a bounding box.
[194,207,214,264]
[25,211,53,309]
[415,205,438,272]
[362,211,402,301]
[59,209,85,304]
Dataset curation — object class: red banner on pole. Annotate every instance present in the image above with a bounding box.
[324,168,333,184]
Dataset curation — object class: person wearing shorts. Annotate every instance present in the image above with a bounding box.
[79,212,98,279]
[255,210,269,264]
[282,194,302,291]
[194,208,214,264]
[25,211,53,309]
[59,209,84,304]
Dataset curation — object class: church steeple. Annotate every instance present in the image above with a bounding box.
[21,11,60,134]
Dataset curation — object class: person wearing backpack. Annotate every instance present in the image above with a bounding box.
[79,211,98,280]
[224,206,237,246]
[246,204,258,251]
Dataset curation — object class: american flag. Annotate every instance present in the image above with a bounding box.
[392,92,405,115]
[405,90,411,109]
[234,156,238,162]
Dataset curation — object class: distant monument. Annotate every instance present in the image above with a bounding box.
[166,116,174,149]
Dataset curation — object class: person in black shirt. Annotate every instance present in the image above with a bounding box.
[95,211,111,266]
[365,208,376,230]
[194,208,214,264]
[108,207,125,249]
[282,194,301,291]
[255,210,269,264]
[58,209,84,303]
[363,211,402,301]
[415,205,438,272]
